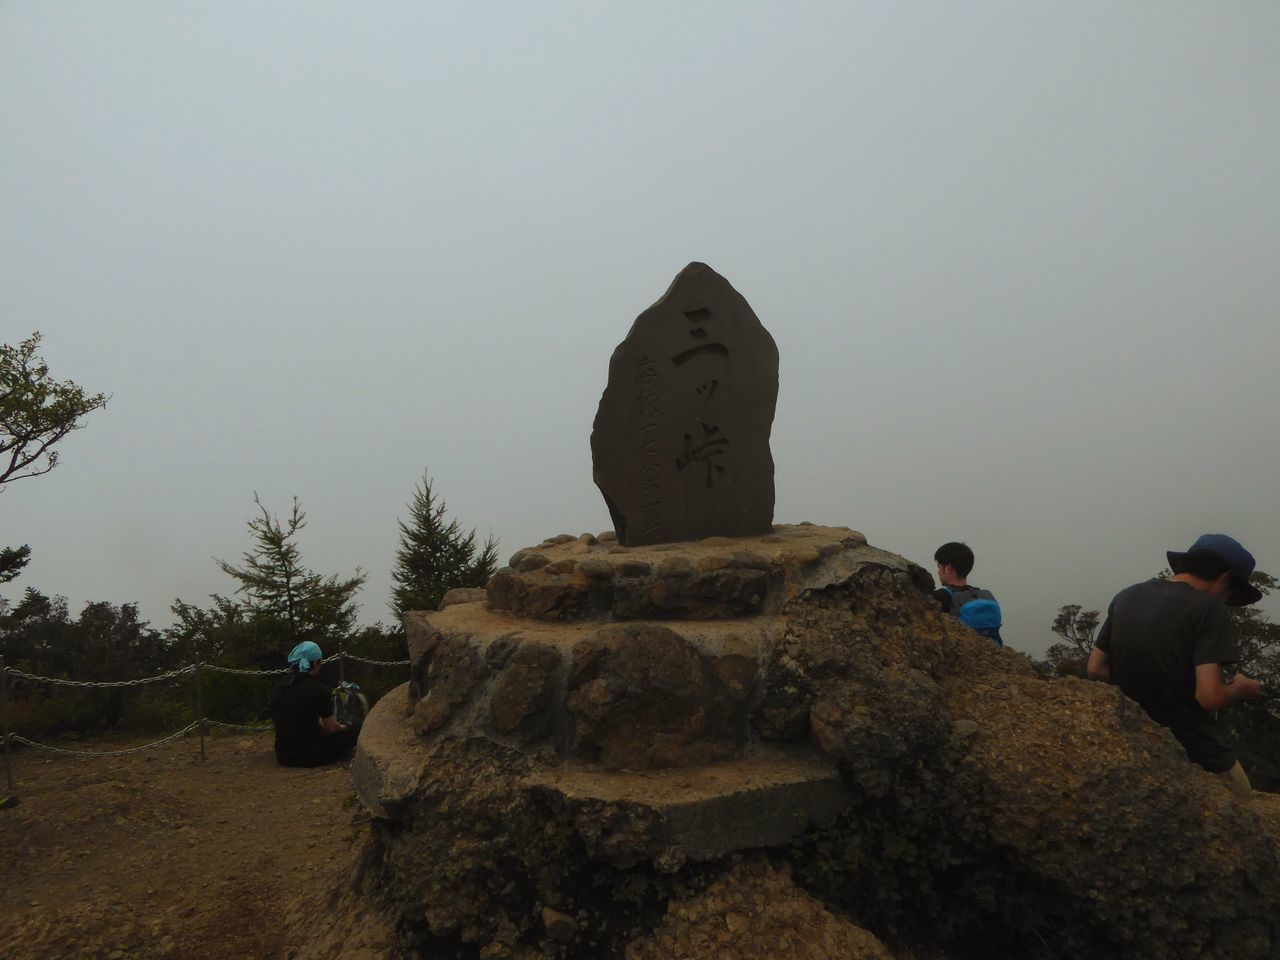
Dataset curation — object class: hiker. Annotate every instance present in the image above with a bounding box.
[932,541,1004,645]
[270,641,360,768]
[1086,534,1264,800]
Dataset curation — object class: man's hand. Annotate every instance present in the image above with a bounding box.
[1226,673,1263,701]
[1196,665,1263,711]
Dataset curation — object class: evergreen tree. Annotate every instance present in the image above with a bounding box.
[216,494,366,652]
[390,471,497,617]
[0,544,30,584]
[0,587,62,668]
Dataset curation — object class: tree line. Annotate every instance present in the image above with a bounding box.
[0,331,496,736]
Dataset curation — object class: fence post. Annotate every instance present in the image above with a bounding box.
[1,656,14,796]
[195,661,206,761]
[338,643,345,685]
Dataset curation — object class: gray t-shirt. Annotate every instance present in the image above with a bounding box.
[1095,578,1237,772]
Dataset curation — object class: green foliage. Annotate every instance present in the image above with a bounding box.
[1,597,175,731]
[1219,571,1280,790]
[1226,571,1280,684]
[0,331,108,487]
[165,595,264,666]
[197,669,275,726]
[4,689,103,736]
[1044,604,1101,677]
[390,470,498,618]
[1,593,167,681]
[0,544,30,584]
[119,689,190,732]
[214,493,366,654]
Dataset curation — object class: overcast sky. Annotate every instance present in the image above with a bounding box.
[3,3,1278,656]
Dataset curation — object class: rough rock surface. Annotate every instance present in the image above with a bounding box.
[308,525,1280,960]
[624,858,895,960]
[590,262,779,546]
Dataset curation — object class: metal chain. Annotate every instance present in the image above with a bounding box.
[202,664,290,677]
[203,652,343,677]
[203,719,272,732]
[2,651,404,688]
[342,652,410,666]
[2,664,197,689]
[6,722,200,757]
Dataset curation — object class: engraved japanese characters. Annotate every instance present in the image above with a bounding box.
[591,263,779,546]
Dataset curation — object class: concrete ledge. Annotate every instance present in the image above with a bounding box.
[522,748,852,863]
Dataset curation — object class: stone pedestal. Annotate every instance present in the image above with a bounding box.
[334,523,1280,960]
[389,524,906,771]
[354,524,902,863]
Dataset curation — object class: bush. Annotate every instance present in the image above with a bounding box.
[5,690,102,737]
[120,690,191,733]
[198,668,275,725]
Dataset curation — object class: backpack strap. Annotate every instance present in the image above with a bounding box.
[946,586,980,607]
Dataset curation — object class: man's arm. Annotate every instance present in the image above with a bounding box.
[1194,664,1262,712]
[1086,647,1110,682]
[1089,606,1114,682]
[314,683,348,733]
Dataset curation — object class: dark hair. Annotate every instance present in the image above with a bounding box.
[934,542,975,578]
[1177,549,1232,582]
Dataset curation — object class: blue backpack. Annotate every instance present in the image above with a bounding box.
[947,587,1004,646]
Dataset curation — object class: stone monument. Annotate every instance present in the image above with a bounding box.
[590,262,778,546]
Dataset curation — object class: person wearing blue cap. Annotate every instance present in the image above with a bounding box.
[270,640,359,767]
[1087,534,1264,799]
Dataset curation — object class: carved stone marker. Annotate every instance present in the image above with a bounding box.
[591,262,779,546]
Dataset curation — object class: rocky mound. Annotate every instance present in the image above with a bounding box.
[296,526,1280,960]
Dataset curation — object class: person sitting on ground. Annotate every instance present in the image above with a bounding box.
[271,641,359,768]
[1087,534,1264,801]
[932,541,1004,645]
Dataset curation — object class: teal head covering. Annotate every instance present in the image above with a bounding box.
[288,641,323,673]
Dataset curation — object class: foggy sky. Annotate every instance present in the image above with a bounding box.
[3,2,1279,656]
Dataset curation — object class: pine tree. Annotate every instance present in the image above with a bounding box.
[0,545,31,585]
[216,494,366,652]
[390,471,498,617]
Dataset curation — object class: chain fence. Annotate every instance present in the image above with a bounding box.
[8,722,202,758]
[342,653,411,667]
[204,719,274,732]
[2,664,198,689]
[0,648,412,798]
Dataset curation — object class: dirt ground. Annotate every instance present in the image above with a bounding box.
[6,730,1280,960]
[0,730,360,960]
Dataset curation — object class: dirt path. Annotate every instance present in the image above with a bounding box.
[0,731,361,960]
